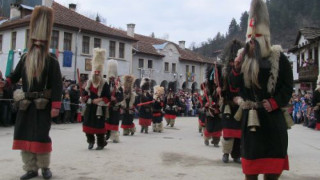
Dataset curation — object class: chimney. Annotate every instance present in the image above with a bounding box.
[42,0,53,7]
[69,3,77,11]
[10,3,21,19]
[127,23,135,37]
[179,40,186,49]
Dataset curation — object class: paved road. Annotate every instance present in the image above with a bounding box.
[0,117,319,180]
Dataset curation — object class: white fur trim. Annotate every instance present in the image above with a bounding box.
[267,45,282,94]
[85,79,106,97]
[13,89,25,102]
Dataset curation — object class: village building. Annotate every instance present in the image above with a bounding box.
[289,27,320,93]
[0,1,214,92]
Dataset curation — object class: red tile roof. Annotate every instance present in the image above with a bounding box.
[0,2,136,42]
[133,34,213,63]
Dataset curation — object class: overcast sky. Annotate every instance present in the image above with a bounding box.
[54,0,252,48]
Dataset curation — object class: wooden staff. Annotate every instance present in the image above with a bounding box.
[77,68,83,98]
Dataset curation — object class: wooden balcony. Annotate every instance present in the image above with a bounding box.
[298,65,319,82]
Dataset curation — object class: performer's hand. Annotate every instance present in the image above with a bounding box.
[81,96,88,103]
[111,96,117,102]
[216,87,221,96]
[93,98,101,105]
[205,102,209,108]
[262,99,272,112]
[51,108,60,118]
[234,53,243,70]
[233,96,241,105]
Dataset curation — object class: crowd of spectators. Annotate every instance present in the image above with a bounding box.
[289,90,317,129]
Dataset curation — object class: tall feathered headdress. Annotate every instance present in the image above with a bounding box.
[106,59,118,83]
[246,0,270,41]
[123,75,135,93]
[91,48,106,75]
[28,6,54,53]
[153,85,165,99]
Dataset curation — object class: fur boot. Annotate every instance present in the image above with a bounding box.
[158,122,163,132]
[152,123,156,132]
[96,134,107,149]
[130,127,136,135]
[203,136,210,146]
[222,138,234,154]
[36,153,50,169]
[165,118,170,126]
[144,126,148,134]
[111,130,120,143]
[212,137,220,147]
[123,129,130,136]
[21,151,38,172]
[170,119,175,127]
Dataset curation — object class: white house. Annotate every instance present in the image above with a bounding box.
[0,1,137,81]
[130,25,213,92]
[289,27,320,93]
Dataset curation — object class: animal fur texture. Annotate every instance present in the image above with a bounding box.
[107,59,118,80]
[123,75,135,92]
[246,0,270,38]
[153,85,164,99]
[92,48,106,74]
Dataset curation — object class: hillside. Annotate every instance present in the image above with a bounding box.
[193,0,320,57]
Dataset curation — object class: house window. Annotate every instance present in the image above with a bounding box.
[25,29,29,48]
[0,34,2,52]
[172,63,176,73]
[192,66,195,73]
[309,49,313,60]
[109,41,116,57]
[301,53,305,66]
[164,62,169,72]
[94,38,101,48]
[63,32,72,51]
[119,42,125,58]
[139,59,144,68]
[82,36,90,54]
[186,65,189,73]
[50,30,59,49]
[11,32,17,50]
[148,60,153,69]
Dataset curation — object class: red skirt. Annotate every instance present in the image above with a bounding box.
[242,156,289,175]
[203,129,221,138]
[164,114,176,119]
[139,118,152,126]
[121,123,135,129]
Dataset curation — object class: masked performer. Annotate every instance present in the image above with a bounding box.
[5,6,62,179]
[135,78,153,134]
[152,85,165,132]
[83,48,109,150]
[197,83,206,135]
[120,75,136,136]
[220,40,243,163]
[105,60,123,143]
[203,66,222,147]
[164,82,180,127]
[230,0,293,179]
